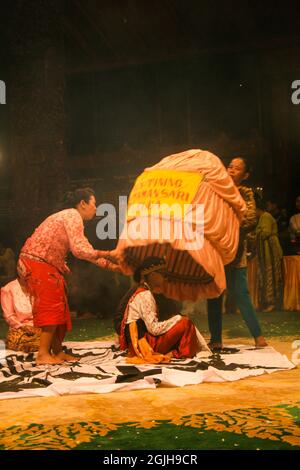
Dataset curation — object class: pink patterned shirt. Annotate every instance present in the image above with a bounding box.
[20,208,99,273]
[1,279,34,329]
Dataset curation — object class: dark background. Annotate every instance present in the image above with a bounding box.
[0,0,300,251]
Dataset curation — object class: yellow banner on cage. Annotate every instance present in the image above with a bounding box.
[127,169,203,219]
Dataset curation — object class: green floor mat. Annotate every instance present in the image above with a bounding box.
[1,402,299,450]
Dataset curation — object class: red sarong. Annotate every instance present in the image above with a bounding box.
[17,257,71,339]
[145,316,199,359]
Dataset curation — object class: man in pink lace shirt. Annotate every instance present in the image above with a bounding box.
[18,187,120,365]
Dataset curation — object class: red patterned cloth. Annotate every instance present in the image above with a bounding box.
[17,257,71,337]
[145,316,199,359]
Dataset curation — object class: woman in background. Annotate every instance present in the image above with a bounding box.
[289,195,300,254]
[1,276,41,352]
[255,197,283,312]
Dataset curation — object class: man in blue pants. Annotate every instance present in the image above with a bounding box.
[207,157,267,350]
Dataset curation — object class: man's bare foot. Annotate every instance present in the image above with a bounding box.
[36,354,64,365]
[55,351,78,362]
[255,336,268,348]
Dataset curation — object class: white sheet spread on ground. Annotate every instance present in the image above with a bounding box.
[0,340,295,399]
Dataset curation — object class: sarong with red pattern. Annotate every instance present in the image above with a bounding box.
[144,316,199,359]
[17,256,71,342]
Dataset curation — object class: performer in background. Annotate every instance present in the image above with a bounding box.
[289,195,300,254]
[115,257,209,363]
[255,196,283,312]
[1,276,41,352]
[17,187,120,365]
[207,158,267,350]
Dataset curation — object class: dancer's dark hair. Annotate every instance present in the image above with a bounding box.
[62,188,95,208]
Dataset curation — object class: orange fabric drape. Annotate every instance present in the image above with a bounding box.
[283,256,300,311]
[126,322,172,364]
[114,149,246,301]
[125,317,201,364]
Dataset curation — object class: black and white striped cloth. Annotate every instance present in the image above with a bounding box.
[0,340,295,399]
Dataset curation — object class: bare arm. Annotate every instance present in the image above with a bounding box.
[94,257,123,273]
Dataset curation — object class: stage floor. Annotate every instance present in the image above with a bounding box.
[0,336,299,450]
